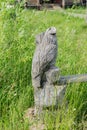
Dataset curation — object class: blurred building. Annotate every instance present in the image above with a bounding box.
[23,0,86,8]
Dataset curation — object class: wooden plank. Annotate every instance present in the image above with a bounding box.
[29,0,39,5]
[58,74,87,85]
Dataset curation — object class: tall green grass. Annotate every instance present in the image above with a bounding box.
[66,6,87,14]
[0,4,87,130]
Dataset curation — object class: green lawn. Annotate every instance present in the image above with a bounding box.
[66,6,87,14]
[0,4,87,130]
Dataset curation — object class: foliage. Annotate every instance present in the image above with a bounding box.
[0,5,87,130]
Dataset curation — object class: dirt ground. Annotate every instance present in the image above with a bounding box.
[24,108,45,130]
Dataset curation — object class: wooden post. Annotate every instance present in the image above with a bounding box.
[62,0,65,8]
[34,73,87,115]
[58,74,87,85]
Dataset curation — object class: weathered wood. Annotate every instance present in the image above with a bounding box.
[58,74,87,85]
[32,28,87,116]
[34,73,87,115]
[25,4,41,10]
[32,27,58,89]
